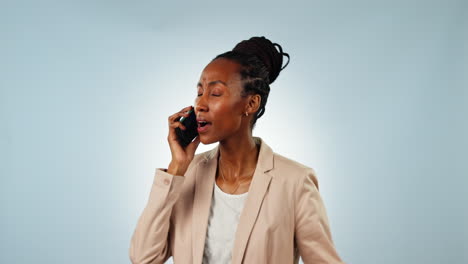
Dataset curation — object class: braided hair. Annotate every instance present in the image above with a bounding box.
[211,36,290,130]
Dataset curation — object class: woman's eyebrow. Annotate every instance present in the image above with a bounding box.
[197,80,228,88]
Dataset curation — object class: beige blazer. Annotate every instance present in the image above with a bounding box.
[129,137,344,264]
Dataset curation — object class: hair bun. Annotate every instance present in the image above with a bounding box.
[232,36,290,84]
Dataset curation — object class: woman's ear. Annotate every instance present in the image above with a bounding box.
[245,94,261,115]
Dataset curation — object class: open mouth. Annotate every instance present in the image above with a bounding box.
[197,121,212,132]
[198,121,211,127]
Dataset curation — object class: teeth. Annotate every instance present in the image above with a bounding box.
[199,121,210,128]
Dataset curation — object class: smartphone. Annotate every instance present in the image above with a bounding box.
[175,107,198,147]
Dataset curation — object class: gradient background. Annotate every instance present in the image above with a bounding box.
[1,0,467,263]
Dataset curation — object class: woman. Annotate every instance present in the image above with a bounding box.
[129,36,345,264]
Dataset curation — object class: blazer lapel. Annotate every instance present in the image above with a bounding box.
[231,137,274,264]
[192,145,218,264]
[191,137,275,264]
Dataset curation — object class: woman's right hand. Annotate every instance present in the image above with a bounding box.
[166,105,201,176]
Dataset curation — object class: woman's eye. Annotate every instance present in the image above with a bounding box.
[211,94,221,97]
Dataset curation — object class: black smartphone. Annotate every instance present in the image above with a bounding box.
[175,107,198,147]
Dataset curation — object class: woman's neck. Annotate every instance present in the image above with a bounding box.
[218,136,260,182]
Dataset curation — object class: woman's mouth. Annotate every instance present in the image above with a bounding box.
[197,121,212,133]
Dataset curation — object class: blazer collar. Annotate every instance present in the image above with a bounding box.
[191,136,275,264]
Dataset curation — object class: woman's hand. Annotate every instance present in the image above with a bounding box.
[166,105,201,176]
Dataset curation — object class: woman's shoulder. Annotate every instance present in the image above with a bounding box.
[271,152,318,186]
[272,152,314,172]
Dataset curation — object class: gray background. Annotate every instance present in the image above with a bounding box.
[1,0,466,263]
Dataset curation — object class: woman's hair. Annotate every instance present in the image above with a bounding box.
[211,36,290,130]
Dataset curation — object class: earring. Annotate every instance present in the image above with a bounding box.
[245,112,249,117]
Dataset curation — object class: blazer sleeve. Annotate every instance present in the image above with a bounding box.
[294,168,345,264]
[129,168,185,264]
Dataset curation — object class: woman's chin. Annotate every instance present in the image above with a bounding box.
[199,135,218,145]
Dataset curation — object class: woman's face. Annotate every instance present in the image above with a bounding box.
[194,58,250,144]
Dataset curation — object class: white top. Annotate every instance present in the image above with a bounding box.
[202,181,249,264]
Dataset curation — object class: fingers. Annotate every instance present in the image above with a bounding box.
[166,106,200,167]
[180,105,193,112]
[186,135,201,154]
[168,106,193,121]
[168,106,193,130]
[169,118,186,130]
[168,112,189,124]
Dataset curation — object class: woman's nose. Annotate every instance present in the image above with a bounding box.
[195,95,208,113]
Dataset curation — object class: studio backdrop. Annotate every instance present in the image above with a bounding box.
[1,0,467,263]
